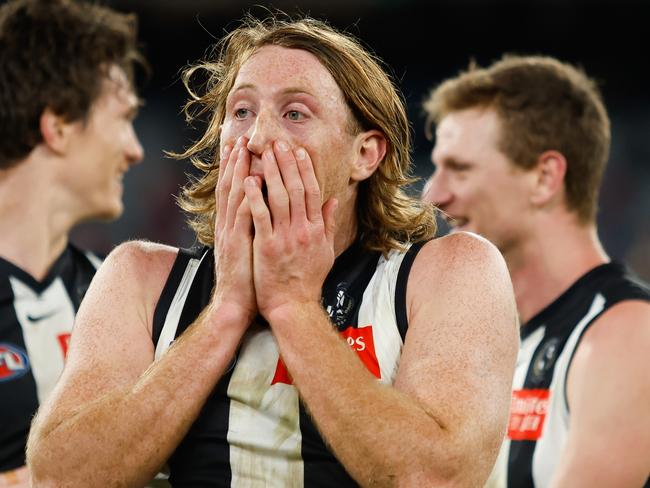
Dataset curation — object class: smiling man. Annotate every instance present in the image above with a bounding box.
[0,1,143,486]
[27,15,518,487]
[422,56,650,487]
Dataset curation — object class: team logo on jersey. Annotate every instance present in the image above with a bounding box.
[508,388,550,440]
[530,337,561,384]
[0,343,30,382]
[26,309,58,323]
[271,324,380,385]
[323,282,355,329]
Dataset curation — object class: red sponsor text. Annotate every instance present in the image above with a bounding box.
[271,324,380,385]
[508,388,550,440]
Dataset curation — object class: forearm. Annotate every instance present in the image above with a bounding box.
[27,304,247,487]
[268,302,463,487]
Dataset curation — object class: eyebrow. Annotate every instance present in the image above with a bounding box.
[229,83,317,99]
[441,157,473,169]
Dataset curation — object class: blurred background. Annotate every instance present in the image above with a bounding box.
[69,0,649,279]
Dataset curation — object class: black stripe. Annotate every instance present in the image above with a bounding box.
[395,240,428,342]
[507,262,650,487]
[300,403,358,487]
[0,245,96,470]
[301,240,381,486]
[320,240,381,331]
[0,305,39,471]
[63,245,99,308]
[168,368,235,487]
[562,267,650,414]
[156,248,234,486]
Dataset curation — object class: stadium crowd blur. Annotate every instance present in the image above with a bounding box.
[73,0,649,281]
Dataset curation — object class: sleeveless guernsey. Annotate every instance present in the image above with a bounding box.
[487,262,650,488]
[0,244,101,471]
[152,240,425,487]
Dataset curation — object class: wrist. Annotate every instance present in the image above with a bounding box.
[264,300,324,330]
[203,300,254,332]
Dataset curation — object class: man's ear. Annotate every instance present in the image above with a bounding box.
[39,108,76,155]
[350,130,387,182]
[530,150,567,206]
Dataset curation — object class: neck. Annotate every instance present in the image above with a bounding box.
[0,152,77,280]
[332,188,361,257]
[504,212,608,324]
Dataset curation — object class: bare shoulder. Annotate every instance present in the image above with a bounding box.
[75,240,180,343]
[562,299,650,485]
[403,231,518,389]
[397,235,518,482]
[416,231,506,270]
[403,230,518,371]
[409,231,513,307]
[582,298,650,344]
[571,299,650,381]
[95,240,176,300]
[101,240,179,285]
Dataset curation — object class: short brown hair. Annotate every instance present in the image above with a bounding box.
[0,0,143,169]
[176,13,436,253]
[424,55,610,223]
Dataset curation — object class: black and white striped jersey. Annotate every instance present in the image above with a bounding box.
[0,244,101,472]
[152,240,425,487]
[486,262,650,488]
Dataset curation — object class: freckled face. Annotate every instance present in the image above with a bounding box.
[220,45,359,202]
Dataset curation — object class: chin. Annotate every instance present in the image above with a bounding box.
[94,201,124,221]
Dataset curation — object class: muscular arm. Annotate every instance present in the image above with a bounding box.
[27,139,256,487]
[550,300,650,488]
[270,235,518,486]
[26,242,249,487]
[245,142,519,486]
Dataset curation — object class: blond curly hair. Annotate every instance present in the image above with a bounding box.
[176,14,436,253]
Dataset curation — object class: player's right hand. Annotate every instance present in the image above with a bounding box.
[209,136,257,327]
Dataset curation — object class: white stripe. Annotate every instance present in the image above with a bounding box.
[485,325,547,488]
[225,248,412,485]
[358,249,407,385]
[514,326,547,390]
[154,250,207,360]
[9,276,76,403]
[227,324,303,487]
[532,293,606,487]
[84,251,103,271]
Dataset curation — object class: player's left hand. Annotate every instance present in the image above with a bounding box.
[244,140,337,321]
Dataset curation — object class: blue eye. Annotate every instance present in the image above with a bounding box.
[235,108,250,119]
[286,110,303,121]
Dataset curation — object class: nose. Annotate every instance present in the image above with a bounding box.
[125,124,144,166]
[246,109,283,158]
[421,170,452,207]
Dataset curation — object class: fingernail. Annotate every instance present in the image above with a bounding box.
[236,136,245,147]
[221,145,232,158]
[295,147,306,160]
[277,140,289,152]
